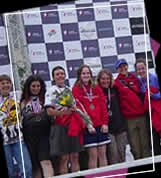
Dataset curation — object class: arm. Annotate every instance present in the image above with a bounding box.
[46,106,72,117]
[150,74,161,99]
[97,85,109,126]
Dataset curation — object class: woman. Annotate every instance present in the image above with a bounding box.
[45,66,94,175]
[20,74,54,178]
[97,69,128,164]
[72,64,111,169]
[135,58,161,155]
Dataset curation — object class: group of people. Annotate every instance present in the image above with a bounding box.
[0,58,161,178]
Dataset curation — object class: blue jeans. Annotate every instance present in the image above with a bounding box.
[3,141,32,178]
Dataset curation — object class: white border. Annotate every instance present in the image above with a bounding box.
[3,1,156,178]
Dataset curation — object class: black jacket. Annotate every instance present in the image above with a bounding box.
[103,87,127,134]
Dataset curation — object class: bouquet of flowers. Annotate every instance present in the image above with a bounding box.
[52,87,94,128]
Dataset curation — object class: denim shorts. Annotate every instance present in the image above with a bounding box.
[84,126,111,148]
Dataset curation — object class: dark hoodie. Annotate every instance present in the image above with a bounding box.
[102,86,127,134]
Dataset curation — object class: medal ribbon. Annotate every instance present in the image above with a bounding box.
[107,88,111,110]
[82,85,93,102]
[31,97,40,113]
[140,78,147,93]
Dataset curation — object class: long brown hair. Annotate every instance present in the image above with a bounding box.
[20,74,46,104]
[97,69,113,88]
[74,64,95,87]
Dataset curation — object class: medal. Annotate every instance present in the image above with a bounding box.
[108,110,112,116]
[90,103,95,110]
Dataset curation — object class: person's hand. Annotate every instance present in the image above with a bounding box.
[69,105,77,112]
[60,107,72,116]
[100,125,108,133]
[87,124,96,134]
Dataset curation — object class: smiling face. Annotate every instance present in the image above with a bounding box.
[0,79,12,97]
[135,62,147,79]
[80,67,92,85]
[29,81,41,96]
[116,63,128,76]
[53,68,66,87]
[99,72,111,89]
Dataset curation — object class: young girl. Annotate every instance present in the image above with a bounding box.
[0,74,32,178]
[97,69,128,164]
[114,59,151,159]
[135,58,161,155]
[72,64,110,169]
[45,66,94,175]
[20,74,54,178]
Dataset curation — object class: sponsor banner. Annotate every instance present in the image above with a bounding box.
[113,18,131,37]
[128,2,144,18]
[111,4,129,19]
[99,38,117,57]
[58,5,78,24]
[63,41,83,60]
[116,36,134,54]
[94,3,112,21]
[79,21,97,40]
[82,39,100,57]
[46,43,65,61]
[41,9,59,24]
[101,55,118,73]
[23,9,42,25]
[0,27,7,46]
[96,20,114,38]
[61,23,80,41]
[28,43,48,62]
[43,24,63,43]
[66,59,83,78]
[77,7,95,21]
[132,34,151,53]
[84,57,102,76]
[25,25,44,43]
[0,46,10,65]
[31,62,50,81]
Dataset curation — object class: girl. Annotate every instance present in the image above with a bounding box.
[0,74,32,178]
[20,74,54,178]
[97,69,128,164]
[72,64,110,169]
[114,59,151,159]
[135,58,161,155]
[45,66,94,175]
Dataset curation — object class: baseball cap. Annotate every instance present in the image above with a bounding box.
[115,59,128,69]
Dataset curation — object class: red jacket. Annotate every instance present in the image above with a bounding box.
[114,73,145,119]
[72,84,109,128]
[144,86,161,136]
